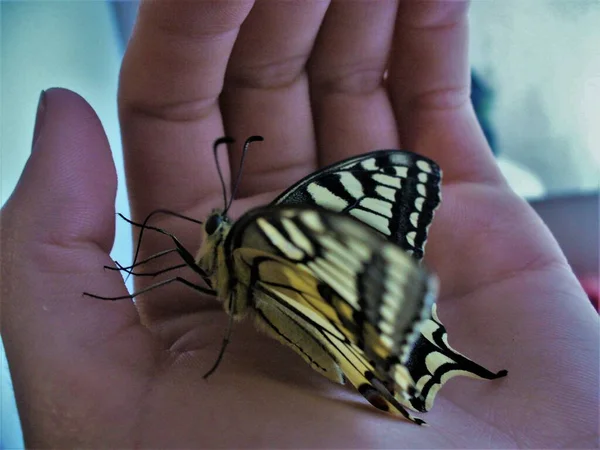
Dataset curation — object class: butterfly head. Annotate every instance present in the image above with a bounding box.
[196,209,231,279]
[204,209,229,236]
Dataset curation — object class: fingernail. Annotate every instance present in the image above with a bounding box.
[32,90,47,150]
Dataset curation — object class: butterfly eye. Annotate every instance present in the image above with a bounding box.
[205,214,223,235]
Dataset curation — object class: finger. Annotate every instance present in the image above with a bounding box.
[119,1,255,218]
[388,1,504,185]
[221,1,329,198]
[0,89,159,446]
[308,0,401,166]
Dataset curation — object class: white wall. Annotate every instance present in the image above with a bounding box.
[470,0,600,194]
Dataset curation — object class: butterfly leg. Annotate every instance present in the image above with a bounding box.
[112,260,187,278]
[118,213,213,286]
[83,276,216,301]
[202,307,235,379]
[105,248,179,272]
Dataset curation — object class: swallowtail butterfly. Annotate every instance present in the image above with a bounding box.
[87,137,506,424]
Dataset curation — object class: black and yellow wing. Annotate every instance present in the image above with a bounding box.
[273,150,441,260]
[225,205,437,423]
[270,149,506,413]
[96,143,505,424]
[405,305,508,412]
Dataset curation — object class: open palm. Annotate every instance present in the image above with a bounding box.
[1,2,597,448]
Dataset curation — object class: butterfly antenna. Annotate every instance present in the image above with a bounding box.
[213,137,235,212]
[223,135,264,216]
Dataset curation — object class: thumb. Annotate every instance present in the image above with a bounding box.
[1,88,160,446]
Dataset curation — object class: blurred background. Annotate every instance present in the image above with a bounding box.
[1,1,598,447]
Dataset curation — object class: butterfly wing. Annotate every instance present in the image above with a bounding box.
[273,150,441,260]
[404,304,508,412]
[251,280,425,424]
[225,205,436,423]
[271,150,506,413]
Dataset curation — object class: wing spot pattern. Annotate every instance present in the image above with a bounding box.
[416,160,432,173]
[425,351,454,375]
[410,212,420,228]
[350,241,372,261]
[373,173,402,188]
[339,172,365,199]
[393,364,415,398]
[393,166,409,178]
[350,209,390,234]
[307,260,359,308]
[382,246,414,270]
[414,197,424,212]
[378,318,395,335]
[319,236,362,271]
[380,334,395,350]
[257,218,305,260]
[375,185,396,201]
[360,198,393,218]
[299,211,326,232]
[307,183,348,211]
[322,250,358,280]
[281,217,315,255]
[359,159,378,171]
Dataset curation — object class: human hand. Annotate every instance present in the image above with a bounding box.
[1,2,598,448]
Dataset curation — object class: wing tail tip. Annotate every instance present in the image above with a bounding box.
[494,368,508,379]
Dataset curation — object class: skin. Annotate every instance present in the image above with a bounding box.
[1,1,598,448]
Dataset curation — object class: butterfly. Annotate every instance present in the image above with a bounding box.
[87,136,506,424]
